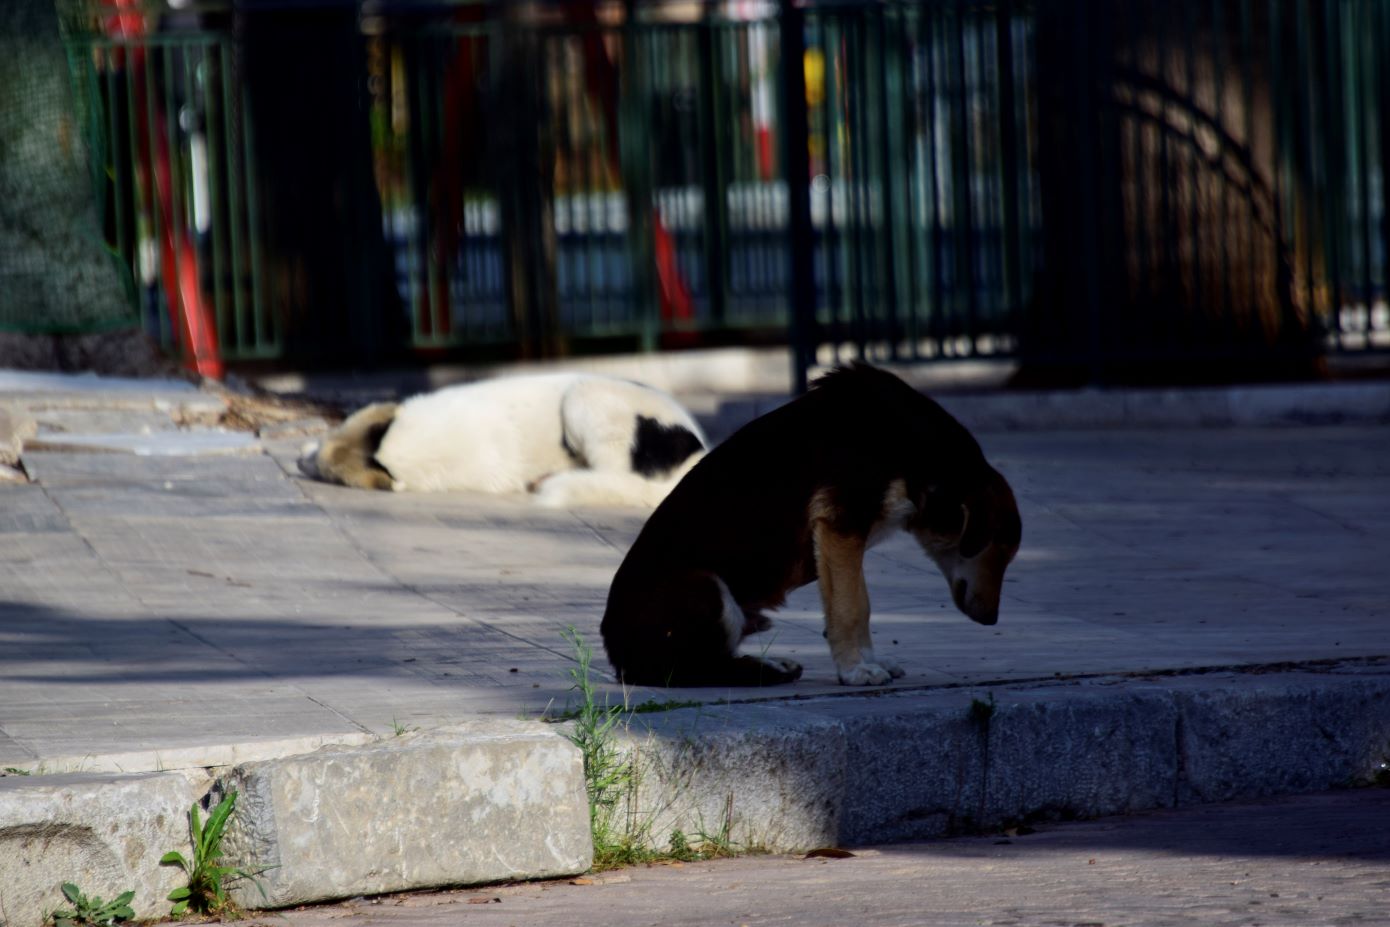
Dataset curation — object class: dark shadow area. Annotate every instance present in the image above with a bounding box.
[876,789,1390,861]
[0,598,585,687]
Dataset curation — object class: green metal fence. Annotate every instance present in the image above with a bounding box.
[793,0,1390,385]
[366,7,796,357]
[64,20,274,364]
[796,0,1035,368]
[60,0,1390,378]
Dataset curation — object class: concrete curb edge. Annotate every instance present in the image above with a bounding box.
[2,665,1387,925]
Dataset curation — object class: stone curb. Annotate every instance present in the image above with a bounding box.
[935,381,1390,432]
[247,348,1390,436]
[0,771,210,927]
[219,723,591,908]
[2,667,1387,925]
[618,667,1390,853]
[698,380,1390,442]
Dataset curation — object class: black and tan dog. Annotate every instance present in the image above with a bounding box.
[600,364,1021,687]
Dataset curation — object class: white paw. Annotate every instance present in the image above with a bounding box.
[766,657,802,676]
[838,662,894,686]
[863,651,906,678]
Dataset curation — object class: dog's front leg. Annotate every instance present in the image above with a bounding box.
[814,523,901,685]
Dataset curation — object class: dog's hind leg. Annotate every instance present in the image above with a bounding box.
[740,606,774,636]
[814,522,902,685]
[602,571,801,687]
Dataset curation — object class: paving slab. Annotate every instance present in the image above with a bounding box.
[0,386,1386,769]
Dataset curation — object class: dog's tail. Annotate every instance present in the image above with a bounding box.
[298,402,400,491]
[532,452,704,509]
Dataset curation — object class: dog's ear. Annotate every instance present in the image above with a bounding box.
[919,485,967,539]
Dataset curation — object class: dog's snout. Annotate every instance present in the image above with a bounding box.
[952,576,999,626]
[969,605,999,626]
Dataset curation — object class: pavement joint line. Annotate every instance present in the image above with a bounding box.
[271,449,587,669]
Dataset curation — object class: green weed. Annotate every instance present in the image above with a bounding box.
[559,627,653,868]
[663,799,750,862]
[558,628,764,871]
[49,883,134,927]
[968,692,997,730]
[160,791,266,917]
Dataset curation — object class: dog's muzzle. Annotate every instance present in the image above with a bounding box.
[953,578,999,625]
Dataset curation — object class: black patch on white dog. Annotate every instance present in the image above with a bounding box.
[630,416,704,477]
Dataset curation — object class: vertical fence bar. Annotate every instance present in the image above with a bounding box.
[951,0,976,346]
[780,0,814,392]
[1184,0,1202,346]
[1353,0,1373,336]
[698,16,728,327]
[923,4,945,353]
[101,54,132,305]
[218,39,247,354]
[1212,0,1233,333]
[1320,0,1344,345]
[995,0,1022,337]
[1378,0,1390,326]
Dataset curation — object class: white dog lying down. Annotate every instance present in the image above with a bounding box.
[297,372,707,508]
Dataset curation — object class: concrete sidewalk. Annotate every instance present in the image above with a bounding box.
[1,366,1388,924]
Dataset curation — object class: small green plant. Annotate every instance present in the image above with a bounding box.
[161,791,265,916]
[390,717,417,737]
[49,883,135,927]
[665,801,747,862]
[631,697,704,715]
[689,806,740,860]
[2,766,31,776]
[667,828,696,861]
[560,627,652,868]
[968,692,997,729]
[558,629,763,871]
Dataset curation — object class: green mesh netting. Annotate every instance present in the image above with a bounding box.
[0,0,135,334]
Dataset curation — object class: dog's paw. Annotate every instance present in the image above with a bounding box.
[838,662,895,686]
[880,659,906,678]
[763,657,802,680]
[741,608,774,636]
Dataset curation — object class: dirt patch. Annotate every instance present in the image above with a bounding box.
[0,330,183,378]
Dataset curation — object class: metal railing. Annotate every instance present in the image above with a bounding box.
[61,0,1390,381]
[791,0,1390,385]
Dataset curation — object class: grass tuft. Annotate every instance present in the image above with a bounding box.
[50,883,135,927]
[160,790,268,918]
[559,628,766,871]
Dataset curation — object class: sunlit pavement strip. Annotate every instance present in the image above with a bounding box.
[1,370,1387,923]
